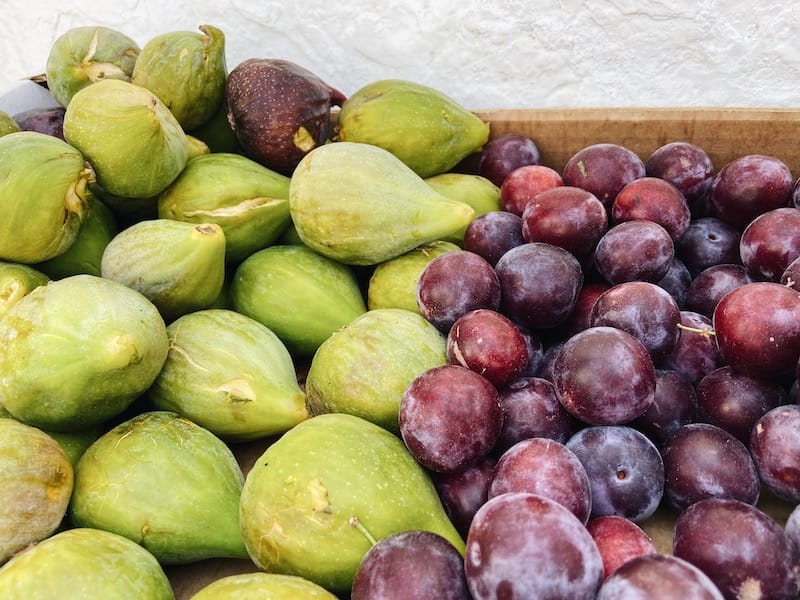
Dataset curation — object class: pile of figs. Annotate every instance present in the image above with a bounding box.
[3,21,800,600]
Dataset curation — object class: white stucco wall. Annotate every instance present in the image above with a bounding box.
[1,1,798,111]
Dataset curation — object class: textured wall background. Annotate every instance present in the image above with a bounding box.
[1,1,798,110]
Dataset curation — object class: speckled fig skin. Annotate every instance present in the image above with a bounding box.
[224,58,346,175]
[0,418,73,565]
[0,528,175,599]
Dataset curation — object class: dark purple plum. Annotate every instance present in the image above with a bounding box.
[593,220,675,285]
[498,163,563,216]
[416,250,500,331]
[673,497,800,600]
[520,186,608,262]
[516,325,545,378]
[631,368,698,446]
[739,207,800,282]
[713,281,800,378]
[589,281,681,363]
[447,309,528,388]
[12,106,66,139]
[495,376,580,452]
[750,404,800,502]
[646,141,715,208]
[552,326,656,425]
[660,310,722,385]
[612,176,691,241]
[399,364,503,473]
[655,257,692,308]
[562,143,646,209]
[676,216,742,276]
[709,154,793,230]
[661,423,760,510]
[566,425,664,522]
[785,503,800,554]
[495,242,583,331]
[586,515,657,579]
[488,437,592,524]
[696,365,787,443]
[596,553,724,599]
[465,492,603,600]
[433,456,495,538]
[351,530,471,600]
[479,133,542,187]
[535,340,565,382]
[782,254,800,289]
[560,281,611,337]
[462,210,525,266]
[685,263,754,318]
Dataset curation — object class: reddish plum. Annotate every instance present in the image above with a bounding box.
[562,143,646,209]
[739,206,800,281]
[399,364,503,473]
[661,422,760,510]
[596,553,724,599]
[612,176,692,241]
[552,326,656,426]
[465,492,603,600]
[645,141,715,207]
[499,164,564,215]
[586,515,657,579]
[593,220,675,285]
[488,437,592,524]
[660,310,722,385]
[750,404,800,502]
[447,309,529,388]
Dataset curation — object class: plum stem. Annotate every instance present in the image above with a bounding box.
[349,516,377,546]
[677,322,716,337]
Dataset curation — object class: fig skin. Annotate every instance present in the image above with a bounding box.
[224,58,346,175]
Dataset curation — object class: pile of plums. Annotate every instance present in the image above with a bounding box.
[352,134,800,599]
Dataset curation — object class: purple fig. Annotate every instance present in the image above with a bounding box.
[224,58,346,175]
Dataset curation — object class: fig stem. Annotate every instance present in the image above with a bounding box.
[677,322,716,337]
[349,516,377,546]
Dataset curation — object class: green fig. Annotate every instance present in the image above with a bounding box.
[0,110,20,136]
[101,219,226,321]
[425,172,501,242]
[71,411,249,564]
[0,418,73,564]
[338,79,489,178]
[45,25,140,107]
[239,413,464,592]
[35,194,118,279]
[0,528,174,599]
[148,309,308,441]
[190,572,338,600]
[305,308,447,433]
[0,274,169,431]
[91,183,159,227]
[289,141,475,265]
[158,152,292,263]
[63,79,189,198]
[230,245,367,357]
[0,261,49,318]
[132,25,227,131]
[186,133,212,159]
[188,103,242,154]
[367,240,460,312]
[0,131,93,263]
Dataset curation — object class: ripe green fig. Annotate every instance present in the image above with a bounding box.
[158,152,292,263]
[0,528,174,599]
[0,261,49,318]
[289,141,475,265]
[0,418,73,564]
[367,240,460,312]
[0,131,93,263]
[35,195,118,279]
[148,309,309,441]
[305,308,447,433]
[190,572,338,599]
[338,79,489,178]
[100,219,226,321]
[230,245,367,357]
[0,110,20,136]
[0,274,169,431]
[225,58,346,175]
[239,413,464,592]
[424,172,502,242]
[71,411,249,564]
[45,25,140,107]
[132,24,227,131]
[63,79,189,198]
